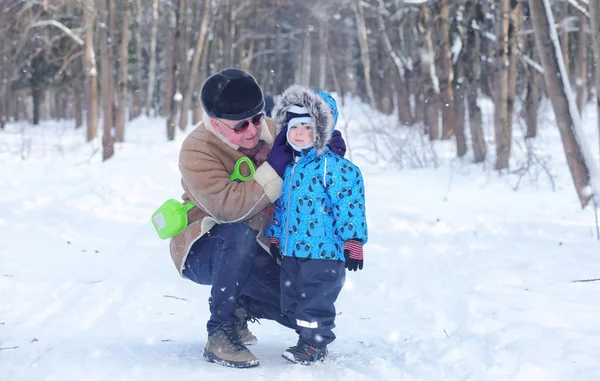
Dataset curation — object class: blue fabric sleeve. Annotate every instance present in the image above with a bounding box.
[325,159,368,244]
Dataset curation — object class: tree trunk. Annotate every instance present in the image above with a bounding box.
[591,0,600,160]
[192,91,202,125]
[494,0,511,170]
[344,15,357,96]
[575,13,588,115]
[454,34,467,158]
[525,67,540,138]
[31,82,41,125]
[319,24,328,89]
[83,2,98,142]
[302,31,312,88]
[130,0,143,120]
[74,82,83,129]
[100,0,115,161]
[422,5,440,140]
[437,0,455,140]
[354,0,376,108]
[0,38,4,128]
[506,3,520,145]
[465,0,486,163]
[561,0,569,77]
[178,0,211,131]
[167,0,183,141]
[529,0,593,208]
[115,0,129,143]
[146,0,159,117]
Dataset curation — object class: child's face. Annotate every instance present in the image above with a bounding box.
[288,123,313,147]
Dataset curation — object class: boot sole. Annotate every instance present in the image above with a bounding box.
[203,349,260,369]
[281,351,326,365]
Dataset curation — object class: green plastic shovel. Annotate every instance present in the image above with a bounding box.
[152,199,196,240]
[152,157,257,240]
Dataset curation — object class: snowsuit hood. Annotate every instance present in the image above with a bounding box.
[272,85,334,155]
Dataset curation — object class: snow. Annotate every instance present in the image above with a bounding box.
[1,99,600,380]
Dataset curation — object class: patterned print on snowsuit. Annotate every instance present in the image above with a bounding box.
[265,86,368,261]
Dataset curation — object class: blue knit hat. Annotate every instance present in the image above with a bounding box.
[285,104,313,128]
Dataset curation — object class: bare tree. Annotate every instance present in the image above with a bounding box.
[590,0,600,157]
[178,0,211,131]
[146,0,159,117]
[83,0,98,142]
[494,0,512,170]
[167,0,183,140]
[354,0,377,108]
[100,0,115,160]
[130,0,144,120]
[436,0,455,140]
[453,3,468,157]
[529,0,595,208]
[115,0,130,143]
[575,13,588,115]
[464,0,486,163]
[421,4,440,141]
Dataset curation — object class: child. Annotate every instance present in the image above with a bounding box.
[265,85,368,364]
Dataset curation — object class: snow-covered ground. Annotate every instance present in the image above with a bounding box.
[1,99,600,381]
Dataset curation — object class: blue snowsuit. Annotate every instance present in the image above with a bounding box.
[265,86,368,349]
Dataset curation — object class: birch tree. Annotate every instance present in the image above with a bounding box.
[100,0,115,160]
[83,1,98,142]
[529,0,600,208]
[494,0,512,170]
[115,0,130,143]
[590,0,600,156]
[178,0,211,130]
[146,0,159,117]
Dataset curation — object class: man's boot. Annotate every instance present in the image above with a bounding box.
[203,325,259,368]
[235,305,258,345]
[209,296,258,346]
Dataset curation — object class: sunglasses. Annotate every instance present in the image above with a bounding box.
[220,113,264,134]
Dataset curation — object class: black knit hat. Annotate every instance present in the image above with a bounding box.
[200,68,265,120]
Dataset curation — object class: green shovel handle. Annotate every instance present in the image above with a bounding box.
[183,201,195,212]
[229,156,256,182]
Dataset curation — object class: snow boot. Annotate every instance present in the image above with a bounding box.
[235,305,258,345]
[203,325,259,368]
[282,339,328,365]
[208,296,258,346]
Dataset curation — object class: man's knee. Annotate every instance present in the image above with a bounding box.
[212,223,258,263]
[215,223,256,245]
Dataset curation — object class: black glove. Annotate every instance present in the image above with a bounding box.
[268,238,282,263]
[344,239,363,271]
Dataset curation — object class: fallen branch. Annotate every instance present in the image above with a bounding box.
[572,278,600,283]
[0,346,18,351]
[163,294,189,302]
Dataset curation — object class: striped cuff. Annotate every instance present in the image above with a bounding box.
[344,240,363,260]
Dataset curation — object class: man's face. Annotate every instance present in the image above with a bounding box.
[212,113,263,149]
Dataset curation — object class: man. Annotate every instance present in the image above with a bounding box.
[169,68,346,369]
